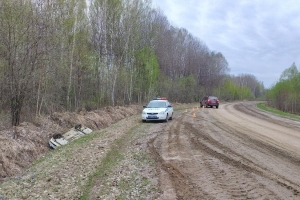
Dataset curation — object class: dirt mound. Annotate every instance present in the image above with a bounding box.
[0,105,142,182]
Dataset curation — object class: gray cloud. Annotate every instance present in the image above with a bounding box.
[152,0,300,88]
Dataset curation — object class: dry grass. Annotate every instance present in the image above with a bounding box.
[0,105,142,182]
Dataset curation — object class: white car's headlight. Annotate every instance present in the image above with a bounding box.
[142,111,146,114]
[159,111,165,114]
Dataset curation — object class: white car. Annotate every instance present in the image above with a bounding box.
[49,124,93,149]
[142,97,173,122]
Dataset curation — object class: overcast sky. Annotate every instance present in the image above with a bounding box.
[151,0,300,88]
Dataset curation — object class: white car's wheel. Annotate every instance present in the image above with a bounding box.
[169,113,173,120]
[165,114,169,122]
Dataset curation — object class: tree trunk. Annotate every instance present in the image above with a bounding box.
[11,92,24,126]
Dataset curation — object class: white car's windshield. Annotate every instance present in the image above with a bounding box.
[147,101,167,108]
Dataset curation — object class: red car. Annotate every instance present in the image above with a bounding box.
[200,96,219,108]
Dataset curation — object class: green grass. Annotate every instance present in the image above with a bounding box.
[79,145,123,200]
[79,124,140,200]
[257,103,300,120]
[79,121,158,200]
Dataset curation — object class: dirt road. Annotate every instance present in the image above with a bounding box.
[148,101,300,199]
[1,101,300,199]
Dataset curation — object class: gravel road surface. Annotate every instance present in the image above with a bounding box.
[148,101,300,199]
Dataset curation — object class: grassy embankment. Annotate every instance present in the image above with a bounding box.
[257,102,300,120]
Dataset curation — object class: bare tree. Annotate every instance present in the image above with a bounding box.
[0,0,45,126]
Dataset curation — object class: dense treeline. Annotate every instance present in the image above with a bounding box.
[0,0,263,126]
[266,63,300,114]
[217,74,264,101]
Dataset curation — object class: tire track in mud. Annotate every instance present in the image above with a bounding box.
[234,102,300,130]
[184,120,283,200]
[231,103,300,143]
[148,113,213,200]
[212,112,300,168]
[148,111,272,199]
[148,103,300,199]
[148,110,270,199]
[212,103,300,169]
[201,103,300,198]
[213,103,300,160]
[185,120,299,199]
